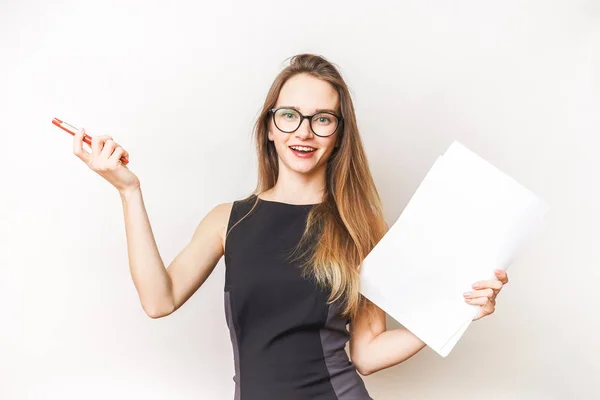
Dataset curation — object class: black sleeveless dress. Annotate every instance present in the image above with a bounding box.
[224,194,373,400]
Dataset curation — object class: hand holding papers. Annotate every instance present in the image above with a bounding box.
[359,141,550,357]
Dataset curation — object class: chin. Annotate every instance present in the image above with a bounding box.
[282,158,320,175]
[297,162,328,176]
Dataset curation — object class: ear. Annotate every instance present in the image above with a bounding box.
[268,130,274,141]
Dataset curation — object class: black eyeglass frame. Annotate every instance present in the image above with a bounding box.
[268,107,343,137]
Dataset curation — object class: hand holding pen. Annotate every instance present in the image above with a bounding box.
[53,118,140,197]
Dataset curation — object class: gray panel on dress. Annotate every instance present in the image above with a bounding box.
[225,291,241,400]
[319,301,373,399]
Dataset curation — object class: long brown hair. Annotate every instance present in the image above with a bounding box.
[229,54,388,321]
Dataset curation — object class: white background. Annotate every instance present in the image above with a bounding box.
[1,1,598,399]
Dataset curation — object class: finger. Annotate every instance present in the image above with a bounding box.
[495,269,509,284]
[465,295,496,307]
[482,299,495,315]
[464,288,494,299]
[472,279,503,291]
[108,146,125,166]
[113,142,128,159]
[100,139,117,160]
[73,128,91,163]
[465,296,490,306]
[91,135,113,158]
[473,301,495,321]
[105,140,127,157]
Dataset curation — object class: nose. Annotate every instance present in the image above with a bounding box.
[295,118,313,139]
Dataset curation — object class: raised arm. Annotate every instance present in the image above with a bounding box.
[120,188,231,318]
[72,127,231,319]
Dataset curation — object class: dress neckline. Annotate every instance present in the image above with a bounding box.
[254,194,320,207]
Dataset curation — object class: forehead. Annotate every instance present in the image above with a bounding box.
[276,73,339,113]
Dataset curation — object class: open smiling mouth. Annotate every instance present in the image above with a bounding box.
[289,145,317,158]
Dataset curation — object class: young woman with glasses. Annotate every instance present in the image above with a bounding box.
[72,53,509,399]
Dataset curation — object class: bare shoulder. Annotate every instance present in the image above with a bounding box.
[210,202,234,250]
[189,202,233,251]
[164,201,234,314]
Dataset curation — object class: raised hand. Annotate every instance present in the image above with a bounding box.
[73,127,140,196]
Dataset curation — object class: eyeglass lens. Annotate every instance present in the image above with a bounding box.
[273,108,339,137]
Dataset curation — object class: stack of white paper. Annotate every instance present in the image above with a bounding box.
[359,141,550,357]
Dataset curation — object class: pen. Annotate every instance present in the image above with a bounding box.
[52,118,129,165]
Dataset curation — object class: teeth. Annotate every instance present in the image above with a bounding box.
[290,146,315,152]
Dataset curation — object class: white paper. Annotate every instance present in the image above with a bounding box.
[359,141,550,357]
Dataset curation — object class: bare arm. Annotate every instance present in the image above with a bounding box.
[120,187,231,318]
[71,128,231,319]
[348,223,426,374]
[349,299,426,375]
[350,270,510,374]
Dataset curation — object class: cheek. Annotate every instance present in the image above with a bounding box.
[271,132,285,146]
[269,122,285,144]
[320,139,336,154]
[269,132,291,155]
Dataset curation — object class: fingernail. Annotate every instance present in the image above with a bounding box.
[472,283,480,288]
[463,291,472,297]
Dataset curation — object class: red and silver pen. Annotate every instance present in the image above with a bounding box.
[52,118,129,165]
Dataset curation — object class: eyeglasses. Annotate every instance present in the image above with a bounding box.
[269,107,343,137]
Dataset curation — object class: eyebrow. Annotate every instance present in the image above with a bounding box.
[278,105,339,115]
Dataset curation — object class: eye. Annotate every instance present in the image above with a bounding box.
[314,113,334,125]
[277,109,299,120]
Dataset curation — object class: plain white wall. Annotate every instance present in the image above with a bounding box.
[1,0,598,399]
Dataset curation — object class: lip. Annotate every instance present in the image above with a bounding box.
[289,146,317,158]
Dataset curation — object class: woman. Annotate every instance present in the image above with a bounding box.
[72,53,509,399]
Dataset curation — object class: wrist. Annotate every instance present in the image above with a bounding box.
[119,185,141,202]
